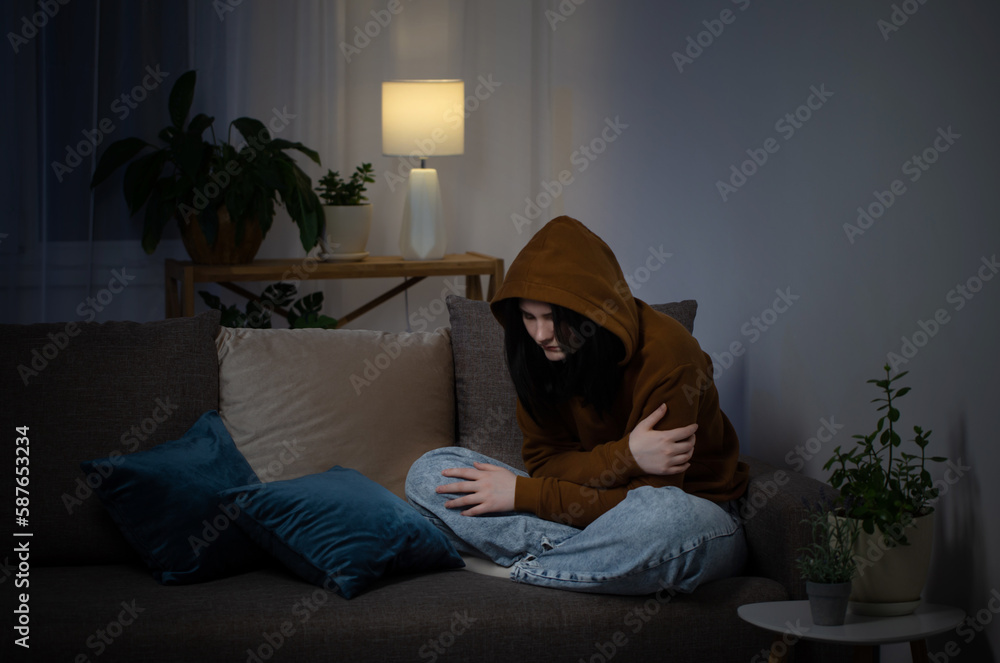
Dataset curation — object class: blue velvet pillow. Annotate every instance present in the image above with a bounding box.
[219,466,465,598]
[80,410,266,585]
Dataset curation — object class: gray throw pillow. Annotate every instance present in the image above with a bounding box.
[445,296,697,472]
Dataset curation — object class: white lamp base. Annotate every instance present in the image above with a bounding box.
[400,168,447,260]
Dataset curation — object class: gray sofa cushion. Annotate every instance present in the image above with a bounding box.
[24,564,785,662]
[0,311,221,565]
[446,295,698,471]
[741,456,839,597]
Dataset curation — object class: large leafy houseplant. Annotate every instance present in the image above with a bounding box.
[823,366,946,546]
[90,70,324,258]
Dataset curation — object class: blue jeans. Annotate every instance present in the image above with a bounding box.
[405,447,747,595]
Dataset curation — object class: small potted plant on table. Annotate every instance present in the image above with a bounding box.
[796,502,860,626]
[823,366,947,616]
[315,163,375,261]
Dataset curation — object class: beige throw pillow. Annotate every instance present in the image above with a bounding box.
[216,326,455,499]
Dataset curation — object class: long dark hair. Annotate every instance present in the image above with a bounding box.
[500,298,624,424]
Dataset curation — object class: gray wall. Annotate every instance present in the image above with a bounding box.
[533,2,999,660]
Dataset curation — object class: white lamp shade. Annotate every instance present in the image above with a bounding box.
[382,80,465,157]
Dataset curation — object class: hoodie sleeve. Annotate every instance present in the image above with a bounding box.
[515,362,728,527]
[517,402,641,488]
[513,474,682,528]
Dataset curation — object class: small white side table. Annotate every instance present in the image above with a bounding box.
[737,600,964,663]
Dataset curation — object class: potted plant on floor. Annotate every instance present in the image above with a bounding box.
[796,501,860,626]
[314,162,374,262]
[199,282,337,329]
[823,366,947,616]
[90,70,324,264]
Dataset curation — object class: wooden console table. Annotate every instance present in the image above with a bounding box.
[164,252,504,327]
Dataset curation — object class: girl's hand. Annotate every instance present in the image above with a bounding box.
[437,462,517,516]
[628,404,697,476]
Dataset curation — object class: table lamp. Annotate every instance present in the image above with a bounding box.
[382,80,465,260]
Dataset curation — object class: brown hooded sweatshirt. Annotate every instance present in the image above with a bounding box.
[490,216,748,528]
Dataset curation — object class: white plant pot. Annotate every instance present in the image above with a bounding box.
[847,511,935,616]
[320,204,372,256]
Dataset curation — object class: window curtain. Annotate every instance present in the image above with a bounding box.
[2,0,192,324]
[1,0,551,327]
[0,0,350,324]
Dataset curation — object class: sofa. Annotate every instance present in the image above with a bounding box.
[1,296,845,662]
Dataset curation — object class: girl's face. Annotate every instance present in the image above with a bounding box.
[520,299,571,361]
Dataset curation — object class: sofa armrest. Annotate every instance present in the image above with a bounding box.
[736,455,838,600]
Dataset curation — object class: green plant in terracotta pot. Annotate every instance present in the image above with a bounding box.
[90,69,323,264]
[796,502,860,626]
[823,366,947,616]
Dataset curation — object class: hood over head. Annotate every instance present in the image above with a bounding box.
[490,216,639,363]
